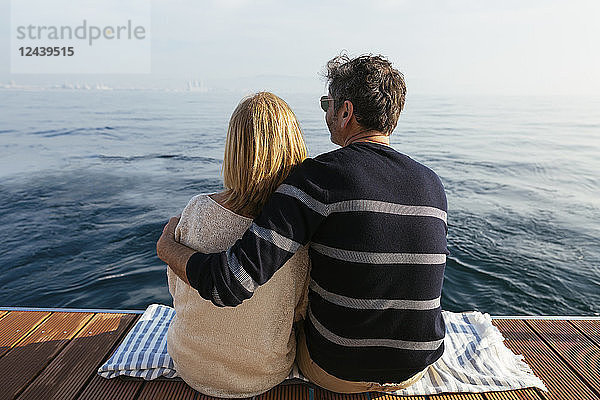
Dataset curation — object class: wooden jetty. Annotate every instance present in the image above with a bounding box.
[0,307,598,400]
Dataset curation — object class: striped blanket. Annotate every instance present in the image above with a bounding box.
[98,304,547,395]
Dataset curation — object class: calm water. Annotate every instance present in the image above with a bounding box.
[0,90,598,315]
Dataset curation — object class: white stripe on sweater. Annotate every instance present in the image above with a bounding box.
[310,280,441,310]
[308,306,444,351]
[311,243,447,265]
[276,184,447,223]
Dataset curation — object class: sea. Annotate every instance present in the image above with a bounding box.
[0,90,598,316]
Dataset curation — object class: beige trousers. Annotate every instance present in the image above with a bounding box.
[296,327,428,394]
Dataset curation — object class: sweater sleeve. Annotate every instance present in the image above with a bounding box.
[185,159,328,306]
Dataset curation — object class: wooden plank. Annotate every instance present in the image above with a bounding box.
[136,380,198,400]
[369,388,540,399]
[369,392,427,399]
[526,319,600,396]
[137,379,310,400]
[570,320,600,348]
[484,388,545,399]
[0,311,94,400]
[0,311,8,321]
[429,394,485,399]
[492,319,599,400]
[17,312,138,400]
[0,311,51,358]
[314,389,370,400]
[197,395,252,400]
[76,375,143,400]
[257,384,310,400]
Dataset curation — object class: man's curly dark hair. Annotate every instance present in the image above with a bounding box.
[326,54,407,135]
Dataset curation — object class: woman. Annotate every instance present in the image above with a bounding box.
[166,92,310,398]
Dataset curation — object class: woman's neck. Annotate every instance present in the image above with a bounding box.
[210,191,255,219]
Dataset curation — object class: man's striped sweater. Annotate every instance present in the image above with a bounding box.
[186,142,449,383]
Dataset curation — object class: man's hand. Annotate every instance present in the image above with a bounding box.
[157,215,196,286]
[157,216,180,263]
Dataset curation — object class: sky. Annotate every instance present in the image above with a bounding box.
[1,0,599,95]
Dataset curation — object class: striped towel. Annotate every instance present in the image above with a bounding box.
[98,304,547,396]
[98,304,178,380]
[390,311,547,396]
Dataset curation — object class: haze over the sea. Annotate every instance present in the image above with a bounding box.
[1,0,599,96]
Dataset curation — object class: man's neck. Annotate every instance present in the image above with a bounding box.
[343,128,390,147]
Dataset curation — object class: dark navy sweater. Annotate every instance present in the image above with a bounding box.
[186,142,448,383]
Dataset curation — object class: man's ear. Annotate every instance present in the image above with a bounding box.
[341,100,353,129]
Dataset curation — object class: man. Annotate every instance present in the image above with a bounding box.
[157,54,448,393]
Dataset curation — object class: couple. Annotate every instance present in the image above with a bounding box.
[158,54,448,398]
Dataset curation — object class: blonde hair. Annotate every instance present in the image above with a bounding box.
[222,92,308,217]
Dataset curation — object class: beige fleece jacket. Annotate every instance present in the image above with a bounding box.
[166,194,310,398]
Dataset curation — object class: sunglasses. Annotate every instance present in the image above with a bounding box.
[320,95,332,112]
